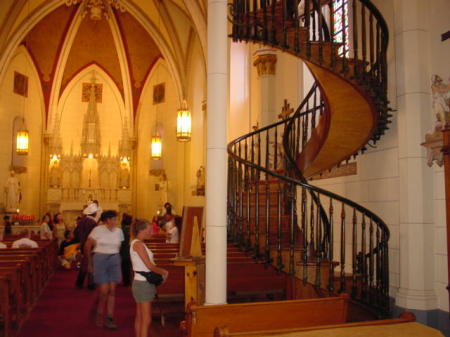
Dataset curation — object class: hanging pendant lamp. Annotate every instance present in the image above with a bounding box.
[176,100,192,142]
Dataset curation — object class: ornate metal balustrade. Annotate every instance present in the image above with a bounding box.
[227,0,392,316]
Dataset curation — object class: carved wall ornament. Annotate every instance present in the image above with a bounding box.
[13,71,28,97]
[153,83,165,104]
[278,99,294,120]
[82,83,102,102]
[66,0,126,20]
[253,54,277,76]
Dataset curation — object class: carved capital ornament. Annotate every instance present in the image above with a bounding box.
[253,54,277,76]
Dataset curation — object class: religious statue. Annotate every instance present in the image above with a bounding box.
[196,166,205,196]
[118,161,130,189]
[49,161,62,188]
[431,75,450,128]
[4,170,21,213]
[421,75,450,167]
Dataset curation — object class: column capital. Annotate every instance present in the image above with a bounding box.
[253,52,277,77]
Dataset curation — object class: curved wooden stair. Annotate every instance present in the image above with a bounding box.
[227,0,391,318]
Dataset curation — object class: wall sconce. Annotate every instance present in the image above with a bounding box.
[176,100,192,142]
[16,130,29,155]
[151,135,162,160]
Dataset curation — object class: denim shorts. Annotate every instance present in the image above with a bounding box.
[93,253,122,285]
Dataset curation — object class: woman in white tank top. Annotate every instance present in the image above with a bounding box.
[130,218,168,337]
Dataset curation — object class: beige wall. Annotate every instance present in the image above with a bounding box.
[0,47,44,216]
[226,0,449,313]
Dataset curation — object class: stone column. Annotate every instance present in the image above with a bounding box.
[394,0,437,315]
[205,0,228,305]
[253,49,277,127]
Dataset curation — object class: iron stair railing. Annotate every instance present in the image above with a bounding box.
[227,0,391,316]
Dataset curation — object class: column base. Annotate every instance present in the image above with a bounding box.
[395,288,438,311]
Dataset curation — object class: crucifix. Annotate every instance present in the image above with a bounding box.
[278,99,294,121]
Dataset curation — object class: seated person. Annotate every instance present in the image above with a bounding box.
[151,216,159,234]
[3,215,12,235]
[40,214,53,240]
[165,220,179,244]
[12,230,39,248]
[59,230,79,269]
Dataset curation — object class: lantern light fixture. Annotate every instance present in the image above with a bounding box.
[16,130,29,155]
[151,135,162,160]
[176,100,192,142]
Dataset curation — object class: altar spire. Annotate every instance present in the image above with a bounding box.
[81,72,101,158]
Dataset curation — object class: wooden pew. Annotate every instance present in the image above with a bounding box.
[0,239,57,337]
[213,313,420,337]
[183,294,349,337]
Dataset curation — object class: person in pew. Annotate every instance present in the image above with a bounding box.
[120,213,133,287]
[3,215,12,235]
[59,230,79,269]
[0,228,6,248]
[130,218,168,337]
[74,203,98,289]
[85,210,124,330]
[12,229,39,248]
[165,220,179,244]
[40,214,53,240]
[53,213,69,239]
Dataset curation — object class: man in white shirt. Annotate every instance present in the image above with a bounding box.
[12,230,39,248]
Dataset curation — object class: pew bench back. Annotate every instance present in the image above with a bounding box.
[185,294,349,337]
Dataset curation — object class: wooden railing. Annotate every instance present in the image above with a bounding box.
[227,0,391,316]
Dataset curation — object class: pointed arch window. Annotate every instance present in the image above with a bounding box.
[332,0,350,57]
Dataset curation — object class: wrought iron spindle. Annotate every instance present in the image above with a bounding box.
[369,12,374,76]
[317,0,323,65]
[329,0,335,69]
[271,0,277,44]
[351,208,357,297]
[361,215,367,300]
[276,190,284,271]
[253,0,258,40]
[369,218,374,304]
[339,202,346,292]
[315,197,322,287]
[245,0,251,38]
[289,194,295,275]
[341,0,348,73]
[262,0,268,41]
[301,187,308,284]
[305,0,311,58]
[309,197,315,254]
[361,4,367,78]
[274,126,278,170]
[352,0,359,79]
[327,198,334,292]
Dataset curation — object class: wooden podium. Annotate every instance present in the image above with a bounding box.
[173,206,205,308]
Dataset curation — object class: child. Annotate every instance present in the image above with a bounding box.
[59,230,79,269]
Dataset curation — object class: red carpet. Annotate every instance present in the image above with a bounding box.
[19,269,182,337]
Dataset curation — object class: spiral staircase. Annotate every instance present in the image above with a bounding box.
[227,0,392,317]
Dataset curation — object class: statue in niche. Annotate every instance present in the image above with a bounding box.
[431,75,450,129]
[196,166,205,196]
[49,162,62,188]
[4,170,21,213]
[118,161,130,189]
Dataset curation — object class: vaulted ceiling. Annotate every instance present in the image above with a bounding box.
[0,0,206,119]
